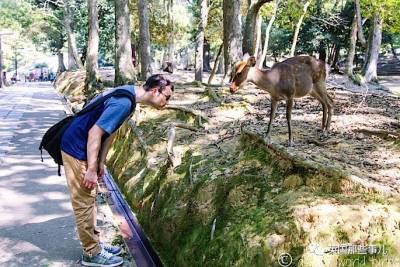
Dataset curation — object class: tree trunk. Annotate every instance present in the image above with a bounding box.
[217,51,224,74]
[345,10,358,76]
[355,0,367,48]
[290,0,311,57]
[332,44,340,71]
[259,0,279,68]
[223,0,243,75]
[84,0,100,99]
[243,0,273,55]
[203,39,211,72]
[195,0,208,82]
[131,43,138,67]
[362,12,382,83]
[115,0,135,85]
[390,42,398,60]
[328,44,336,64]
[254,14,262,57]
[63,0,83,70]
[208,43,223,85]
[57,52,66,74]
[318,42,327,62]
[167,0,175,65]
[161,49,167,70]
[206,43,223,103]
[138,0,152,80]
[181,47,189,70]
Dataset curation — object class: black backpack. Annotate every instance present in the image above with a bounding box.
[39,88,136,176]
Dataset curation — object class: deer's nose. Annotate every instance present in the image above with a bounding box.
[229,84,237,93]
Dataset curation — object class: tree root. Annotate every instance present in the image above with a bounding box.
[241,129,398,196]
[166,123,199,167]
[306,138,340,146]
[355,128,399,140]
[165,104,208,122]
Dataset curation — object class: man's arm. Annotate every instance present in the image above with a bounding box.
[84,124,105,189]
[97,132,117,178]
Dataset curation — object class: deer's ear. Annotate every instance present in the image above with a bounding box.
[247,56,256,67]
[242,53,250,61]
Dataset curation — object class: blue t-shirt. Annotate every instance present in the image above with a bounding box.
[61,85,135,160]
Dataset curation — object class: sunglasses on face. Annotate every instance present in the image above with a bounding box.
[157,84,174,101]
[159,90,171,101]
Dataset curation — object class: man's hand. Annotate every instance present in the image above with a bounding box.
[98,163,105,178]
[83,169,98,189]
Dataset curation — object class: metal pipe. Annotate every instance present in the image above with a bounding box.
[99,170,163,267]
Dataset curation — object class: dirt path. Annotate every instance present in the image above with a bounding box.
[0,83,135,266]
[379,76,400,96]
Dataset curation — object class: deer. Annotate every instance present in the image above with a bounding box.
[229,54,333,147]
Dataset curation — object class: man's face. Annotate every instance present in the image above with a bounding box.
[148,85,173,109]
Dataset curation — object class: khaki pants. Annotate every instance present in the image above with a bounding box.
[61,151,101,256]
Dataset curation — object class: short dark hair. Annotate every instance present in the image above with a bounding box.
[143,74,174,92]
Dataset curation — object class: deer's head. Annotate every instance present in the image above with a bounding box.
[229,54,256,93]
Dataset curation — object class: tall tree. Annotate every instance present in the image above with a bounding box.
[57,52,66,73]
[203,39,211,71]
[115,0,135,85]
[166,0,175,65]
[345,8,358,77]
[63,0,83,70]
[195,0,208,82]
[289,0,311,57]
[253,14,262,57]
[223,0,242,74]
[84,0,99,99]
[242,0,273,55]
[362,12,382,82]
[138,0,152,80]
[259,0,280,68]
[355,0,367,48]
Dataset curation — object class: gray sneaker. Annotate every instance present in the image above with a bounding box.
[101,243,122,256]
[81,248,123,267]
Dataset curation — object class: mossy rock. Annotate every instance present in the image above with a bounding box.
[282,174,304,189]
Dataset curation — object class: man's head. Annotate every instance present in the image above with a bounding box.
[141,74,174,109]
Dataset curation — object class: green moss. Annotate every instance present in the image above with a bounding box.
[335,227,350,243]
[107,111,400,267]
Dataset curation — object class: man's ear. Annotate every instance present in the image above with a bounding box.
[247,56,256,67]
[151,88,158,96]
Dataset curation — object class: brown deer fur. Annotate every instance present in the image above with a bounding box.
[229,55,333,146]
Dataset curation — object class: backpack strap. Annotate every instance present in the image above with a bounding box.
[77,89,136,117]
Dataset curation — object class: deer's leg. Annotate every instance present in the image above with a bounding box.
[315,82,333,132]
[325,94,333,131]
[286,98,294,147]
[266,99,278,138]
[310,90,326,130]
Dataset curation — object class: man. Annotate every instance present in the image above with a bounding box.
[60,74,173,267]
